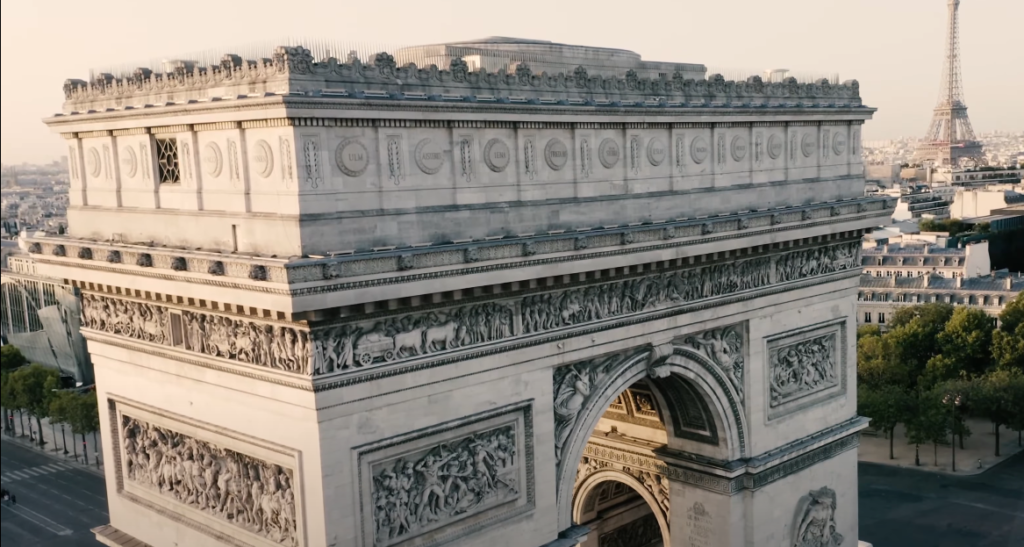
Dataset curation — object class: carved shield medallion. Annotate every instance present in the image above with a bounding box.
[202,143,223,177]
[414,138,445,175]
[252,140,274,178]
[690,137,709,164]
[336,138,370,177]
[545,138,569,171]
[484,138,511,172]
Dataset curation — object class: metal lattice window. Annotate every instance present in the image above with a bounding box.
[156,138,180,184]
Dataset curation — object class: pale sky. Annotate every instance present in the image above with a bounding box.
[2,0,1021,165]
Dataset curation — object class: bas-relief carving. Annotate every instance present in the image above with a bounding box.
[204,143,223,177]
[313,302,515,373]
[386,137,403,184]
[690,136,708,165]
[280,138,294,186]
[121,146,138,178]
[80,294,313,375]
[792,487,843,547]
[338,138,370,178]
[769,333,839,409]
[301,136,321,188]
[599,139,620,169]
[545,138,569,171]
[414,138,443,176]
[253,140,274,178]
[369,424,520,546]
[524,138,536,180]
[458,137,473,182]
[599,513,661,547]
[313,241,859,378]
[580,138,592,179]
[483,138,510,173]
[685,325,745,402]
[647,138,666,167]
[120,415,298,546]
[228,140,241,186]
[87,147,101,177]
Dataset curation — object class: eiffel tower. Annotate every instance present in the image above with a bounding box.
[913,0,985,167]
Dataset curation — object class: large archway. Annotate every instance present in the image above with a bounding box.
[573,470,667,547]
[555,332,748,535]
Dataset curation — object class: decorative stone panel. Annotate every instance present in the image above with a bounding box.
[766,320,847,421]
[353,401,535,547]
[109,398,303,547]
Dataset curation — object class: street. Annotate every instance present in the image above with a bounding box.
[0,441,105,547]
[860,453,1024,547]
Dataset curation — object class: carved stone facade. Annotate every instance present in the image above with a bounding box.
[791,487,844,547]
[80,294,313,376]
[767,321,847,421]
[684,325,745,402]
[119,414,298,546]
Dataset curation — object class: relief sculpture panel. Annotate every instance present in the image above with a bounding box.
[767,321,846,420]
[356,403,533,547]
[119,414,298,546]
[80,294,313,375]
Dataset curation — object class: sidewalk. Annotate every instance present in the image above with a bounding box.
[858,416,1023,475]
[2,413,104,474]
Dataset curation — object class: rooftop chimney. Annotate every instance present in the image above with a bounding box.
[956,276,963,288]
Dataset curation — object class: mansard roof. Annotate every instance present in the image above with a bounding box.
[859,273,1023,293]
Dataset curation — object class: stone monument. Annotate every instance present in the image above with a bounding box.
[30,37,890,547]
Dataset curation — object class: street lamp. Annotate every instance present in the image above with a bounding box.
[60,423,68,456]
[943,393,964,472]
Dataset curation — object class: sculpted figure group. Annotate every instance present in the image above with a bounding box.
[120,416,297,546]
[81,295,168,345]
[523,257,772,335]
[313,302,515,373]
[81,294,314,375]
[793,487,844,547]
[769,334,838,407]
[370,426,519,545]
[776,243,859,284]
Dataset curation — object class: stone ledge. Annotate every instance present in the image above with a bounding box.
[92,524,153,547]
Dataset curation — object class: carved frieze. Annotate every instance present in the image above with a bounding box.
[776,242,859,283]
[80,294,313,375]
[356,402,533,547]
[792,487,844,547]
[119,414,298,546]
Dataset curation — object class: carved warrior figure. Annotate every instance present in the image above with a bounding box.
[552,354,630,465]
[769,334,838,407]
[370,426,518,545]
[793,487,844,547]
[685,326,745,401]
[776,242,859,284]
[121,416,297,546]
[80,294,312,375]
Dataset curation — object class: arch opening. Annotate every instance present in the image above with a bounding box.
[573,472,666,547]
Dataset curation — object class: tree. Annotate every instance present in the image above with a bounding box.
[1,345,28,372]
[998,293,1024,334]
[858,334,916,391]
[8,364,61,446]
[0,370,13,434]
[970,370,1024,456]
[859,384,912,460]
[887,303,955,386]
[992,323,1024,373]
[934,307,995,380]
[50,390,100,465]
[906,388,951,466]
[857,325,881,341]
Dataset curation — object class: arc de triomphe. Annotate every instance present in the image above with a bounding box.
[29,38,889,547]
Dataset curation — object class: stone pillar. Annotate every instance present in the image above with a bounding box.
[668,480,743,547]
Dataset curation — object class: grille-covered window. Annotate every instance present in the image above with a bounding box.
[156,138,180,184]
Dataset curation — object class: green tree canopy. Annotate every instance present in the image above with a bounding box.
[992,323,1024,373]
[934,307,995,379]
[858,334,916,390]
[905,388,951,466]
[49,390,100,437]
[1,345,28,372]
[857,325,882,341]
[969,369,1024,456]
[998,293,1024,334]
[8,364,61,443]
[859,383,913,459]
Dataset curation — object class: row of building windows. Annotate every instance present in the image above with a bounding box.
[865,270,962,278]
[1,279,72,335]
[858,293,1008,306]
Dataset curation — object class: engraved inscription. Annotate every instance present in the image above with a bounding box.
[647,138,666,167]
[731,136,748,162]
[120,415,298,546]
[801,134,816,159]
[833,132,847,156]
[690,137,709,164]
[484,138,511,173]
[598,138,620,169]
[369,424,520,546]
[687,502,713,547]
[545,138,569,171]
[253,140,274,178]
[414,138,444,176]
[203,143,223,177]
[336,139,370,177]
[86,148,101,177]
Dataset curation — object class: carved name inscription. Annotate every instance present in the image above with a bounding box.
[370,424,520,546]
[120,415,298,546]
[686,502,714,547]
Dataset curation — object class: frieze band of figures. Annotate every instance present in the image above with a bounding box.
[79,241,858,378]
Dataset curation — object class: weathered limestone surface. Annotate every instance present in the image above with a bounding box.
[32,37,885,547]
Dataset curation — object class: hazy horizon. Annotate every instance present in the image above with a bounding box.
[3,0,1022,165]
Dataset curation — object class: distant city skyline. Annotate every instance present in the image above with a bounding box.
[2,0,1023,164]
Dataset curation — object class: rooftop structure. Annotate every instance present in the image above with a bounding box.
[862,240,990,279]
[858,271,1022,326]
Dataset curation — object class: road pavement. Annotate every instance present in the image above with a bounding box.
[860,453,1024,547]
[1,440,106,547]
